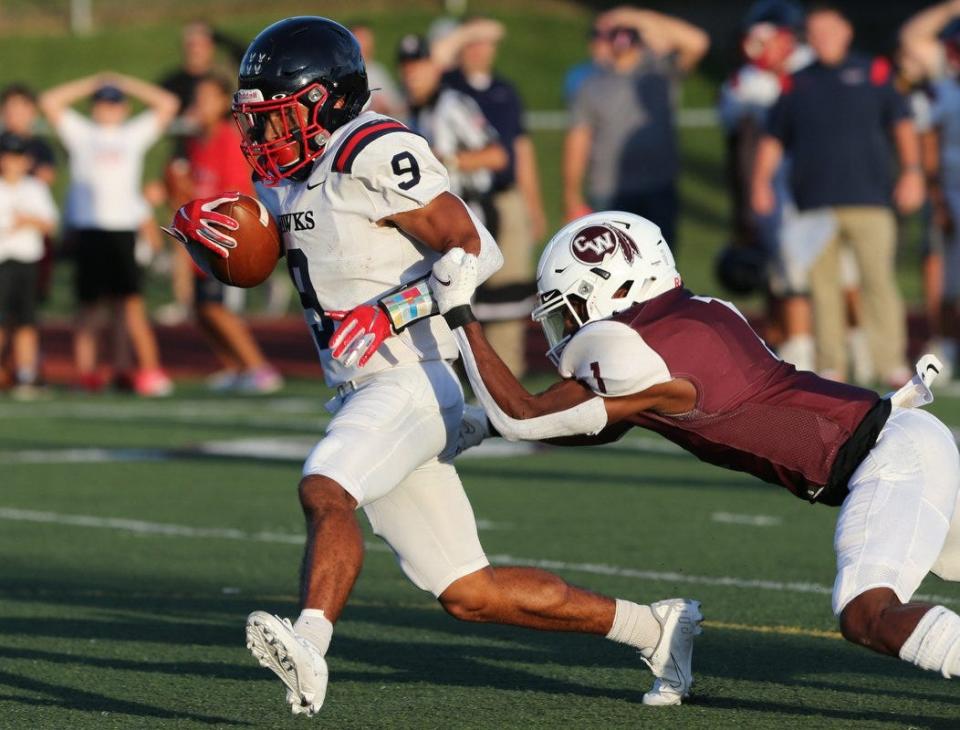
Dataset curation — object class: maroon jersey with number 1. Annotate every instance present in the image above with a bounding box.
[559,288,890,505]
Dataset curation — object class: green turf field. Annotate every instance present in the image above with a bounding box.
[1,379,959,728]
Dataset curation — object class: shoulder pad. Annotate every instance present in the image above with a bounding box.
[332,118,417,175]
[558,320,671,397]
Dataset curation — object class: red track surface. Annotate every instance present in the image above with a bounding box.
[33,317,555,385]
[31,313,930,386]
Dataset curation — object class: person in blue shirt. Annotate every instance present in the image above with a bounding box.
[563,25,613,106]
[752,3,924,386]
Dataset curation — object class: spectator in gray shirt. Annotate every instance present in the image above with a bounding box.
[564,7,709,248]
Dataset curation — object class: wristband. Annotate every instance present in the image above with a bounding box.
[443,304,477,329]
[377,277,438,332]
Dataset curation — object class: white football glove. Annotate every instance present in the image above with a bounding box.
[429,247,480,315]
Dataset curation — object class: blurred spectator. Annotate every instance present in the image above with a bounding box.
[563,7,709,248]
[156,21,249,325]
[0,85,55,185]
[901,0,960,81]
[164,74,283,394]
[902,3,960,379]
[40,72,179,396]
[1,84,58,306]
[0,132,57,398]
[752,4,923,385]
[353,24,408,119]
[397,33,507,226]
[159,21,246,113]
[563,24,613,105]
[718,0,816,371]
[441,18,547,377]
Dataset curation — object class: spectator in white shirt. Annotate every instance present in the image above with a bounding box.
[0,132,57,398]
[39,72,178,396]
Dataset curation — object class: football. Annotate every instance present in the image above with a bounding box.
[187,194,282,288]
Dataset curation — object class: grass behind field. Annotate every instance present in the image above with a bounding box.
[0,383,959,728]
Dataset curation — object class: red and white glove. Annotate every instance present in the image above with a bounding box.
[326,305,394,368]
[160,192,241,259]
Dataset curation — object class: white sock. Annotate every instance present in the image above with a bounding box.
[899,606,960,678]
[294,608,333,656]
[605,599,661,658]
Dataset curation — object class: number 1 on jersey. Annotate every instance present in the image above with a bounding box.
[590,361,607,394]
[287,248,333,351]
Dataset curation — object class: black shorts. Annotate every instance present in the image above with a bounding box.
[194,271,225,305]
[0,260,39,327]
[73,229,141,304]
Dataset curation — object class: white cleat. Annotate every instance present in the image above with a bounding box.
[246,610,329,717]
[641,598,703,706]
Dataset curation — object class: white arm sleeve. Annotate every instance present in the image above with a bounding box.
[457,194,503,284]
[559,320,671,396]
[453,328,607,441]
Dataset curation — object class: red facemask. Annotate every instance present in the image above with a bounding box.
[233,83,331,186]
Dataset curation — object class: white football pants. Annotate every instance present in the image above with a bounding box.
[833,408,960,614]
[303,360,489,596]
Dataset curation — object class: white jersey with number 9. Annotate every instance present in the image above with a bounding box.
[255,111,459,387]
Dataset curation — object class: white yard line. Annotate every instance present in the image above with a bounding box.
[0,447,169,464]
[1,507,954,606]
[0,436,538,464]
[712,512,783,527]
[0,397,320,420]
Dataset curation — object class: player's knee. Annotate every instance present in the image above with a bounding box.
[298,475,356,518]
[839,588,900,647]
[438,570,496,622]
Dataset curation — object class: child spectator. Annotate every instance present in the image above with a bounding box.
[165,73,283,393]
[0,132,57,398]
[0,84,55,185]
[39,72,179,396]
[1,84,58,303]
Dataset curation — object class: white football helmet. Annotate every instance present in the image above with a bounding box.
[532,211,680,365]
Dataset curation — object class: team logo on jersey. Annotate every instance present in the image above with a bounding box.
[570,224,640,265]
[278,210,315,233]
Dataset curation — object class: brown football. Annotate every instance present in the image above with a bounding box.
[186,194,282,288]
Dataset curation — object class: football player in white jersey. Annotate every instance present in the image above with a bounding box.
[165,17,701,716]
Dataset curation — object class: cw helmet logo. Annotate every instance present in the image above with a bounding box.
[570,224,641,265]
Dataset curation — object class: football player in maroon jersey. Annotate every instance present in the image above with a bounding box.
[423,210,960,680]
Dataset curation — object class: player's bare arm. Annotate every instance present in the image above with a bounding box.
[383,191,483,256]
[460,318,692,422]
